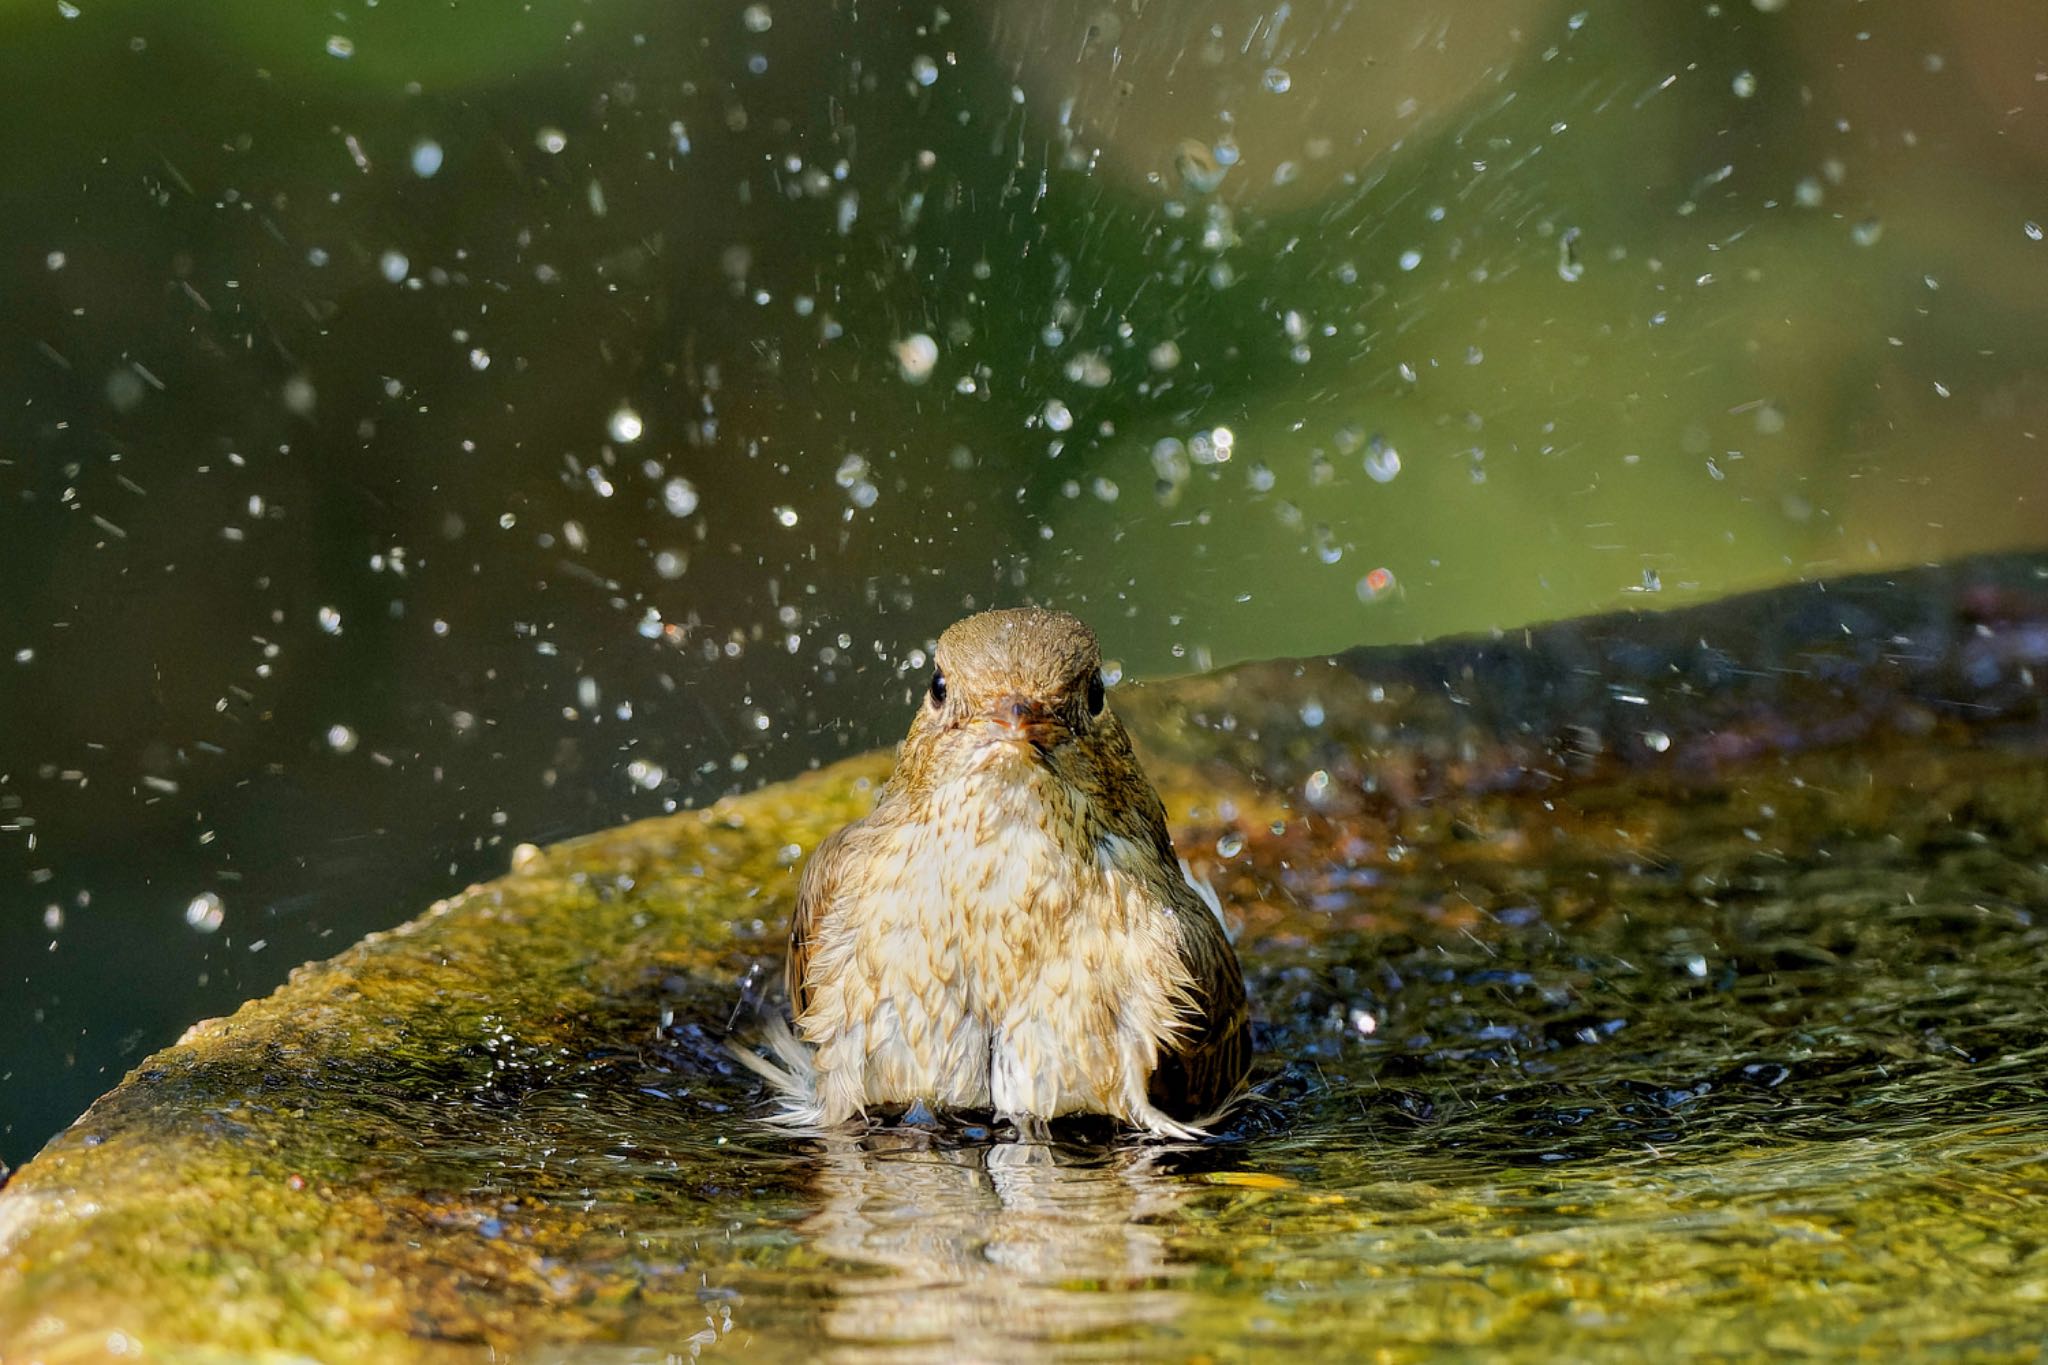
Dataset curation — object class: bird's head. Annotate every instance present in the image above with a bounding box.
[898,607,1123,793]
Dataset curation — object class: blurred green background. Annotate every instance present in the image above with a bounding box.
[4,0,2046,1166]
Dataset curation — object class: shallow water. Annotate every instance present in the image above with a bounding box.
[386,746,2048,1361]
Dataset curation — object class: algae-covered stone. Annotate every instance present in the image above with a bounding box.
[4,555,2048,1361]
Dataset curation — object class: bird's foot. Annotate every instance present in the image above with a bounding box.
[1004,1112,1054,1144]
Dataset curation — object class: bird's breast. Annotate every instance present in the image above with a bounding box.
[809,769,1188,1121]
[866,773,1110,1008]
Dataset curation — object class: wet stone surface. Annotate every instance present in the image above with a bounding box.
[4,554,2048,1361]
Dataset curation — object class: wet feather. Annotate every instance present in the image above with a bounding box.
[739,607,1251,1138]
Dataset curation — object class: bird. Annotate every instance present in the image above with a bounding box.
[740,606,1250,1139]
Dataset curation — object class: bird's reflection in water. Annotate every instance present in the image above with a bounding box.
[798,1126,1217,1361]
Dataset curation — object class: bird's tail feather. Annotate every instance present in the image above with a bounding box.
[725,1014,832,1133]
[729,1008,1246,1142]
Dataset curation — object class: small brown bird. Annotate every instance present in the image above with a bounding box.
[748,607,1250,1138]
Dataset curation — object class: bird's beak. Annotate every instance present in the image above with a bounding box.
[979,695,1067,753]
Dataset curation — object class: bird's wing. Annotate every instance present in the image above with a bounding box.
[1149,878,1252,1121]
[786,822,859,1020]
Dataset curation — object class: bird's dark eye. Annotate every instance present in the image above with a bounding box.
[1086,670,1106,716]
[927,668,947,709]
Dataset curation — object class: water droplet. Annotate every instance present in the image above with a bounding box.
[1151,438,1191,488]
[1216,832,1246,858]
[742,3,772,32]
[773,505,800,528]
[282,375,317,416]
[378,249,410,284]
[1731,70,1756,98]
[1557,225,1585,282]
[1312,524,1343,564]
[1851,217,1884,247]
[608,407,644,443]
[2027,220,2044,242]
[1363,437,1401,483]
[326,724,359,754]
[1356,567,1396,601]
[911,54,939,87]
[1262,67,1292,94]
[626,758,668,790]
[324,35,354,59]
[895,333,938,384]
[662,478,699,517]
[1643,729,1672,753]
[1398,248,1423,272]
[1064,351,1112,388]
[1147,340,1181,371]
[410,140,444,178]
[1042,398,1074,432]
[1175,139,1229,194]
[467,348,490,372]
[536,127,568,155]
[185,892,225,933]
[317,606,343,635]
[1197,426,1235,464]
